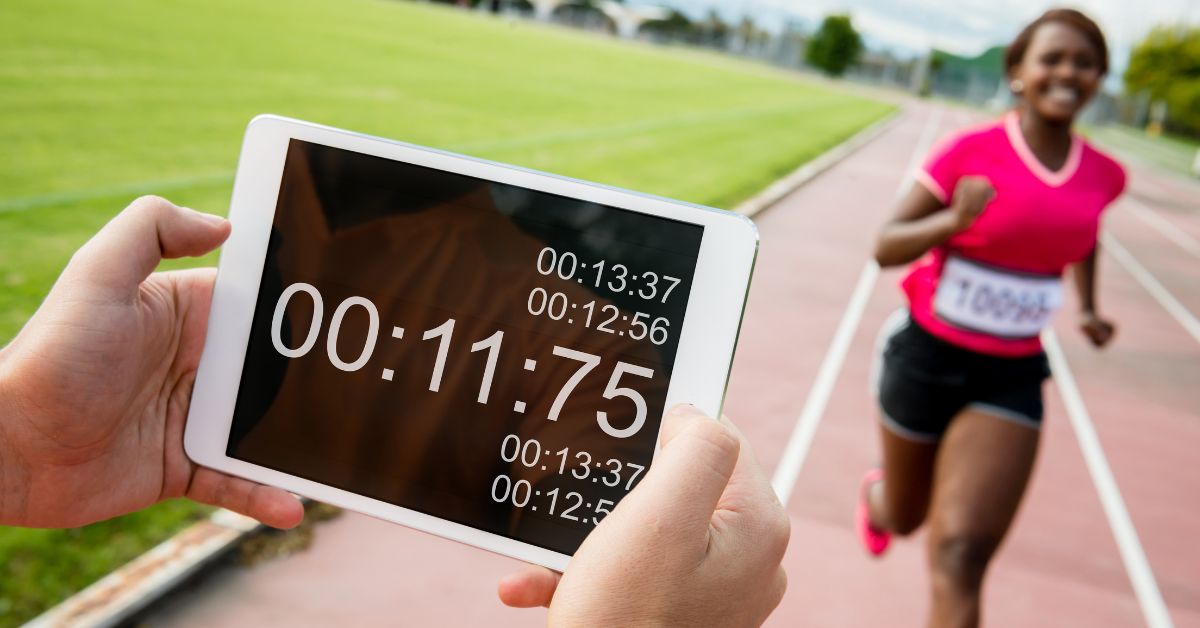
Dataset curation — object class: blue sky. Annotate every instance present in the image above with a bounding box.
[627,0,1200,77]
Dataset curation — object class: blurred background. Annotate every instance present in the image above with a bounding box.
[1,0,1197,626]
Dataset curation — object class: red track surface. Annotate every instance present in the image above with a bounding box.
[145,103,1200,627]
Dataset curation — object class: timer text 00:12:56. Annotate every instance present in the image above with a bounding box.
[526,287,671,345]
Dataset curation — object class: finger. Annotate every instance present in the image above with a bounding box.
[186,467,305,529]
[615,404,739,536]
[65,196,230,301]
[716,414,779,510]
[656,402,700,443]
[714,415,791,562]
[164,268,221,373]
[497,564,561,608]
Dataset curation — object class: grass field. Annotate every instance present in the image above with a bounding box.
[1086,124,1200,179]
[0,0,891,623]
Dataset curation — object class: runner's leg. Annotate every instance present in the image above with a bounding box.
[868,309,941,535]
[868,423,938,535]
[924,408,1040,628]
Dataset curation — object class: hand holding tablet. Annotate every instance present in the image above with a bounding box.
[500,405,789,626]
[0,115,758,569]
[185,115,758,569]
[0,197,303,530]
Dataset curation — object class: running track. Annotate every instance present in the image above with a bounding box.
[144,102,1200,627]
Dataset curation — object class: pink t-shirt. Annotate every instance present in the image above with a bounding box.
[903,110,1127,357]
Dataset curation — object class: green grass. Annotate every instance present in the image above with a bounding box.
[0,0,892,622]
[1084,124,1200,178]
[0,500,212,625]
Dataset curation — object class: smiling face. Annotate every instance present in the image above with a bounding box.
[1010,22,1103,124]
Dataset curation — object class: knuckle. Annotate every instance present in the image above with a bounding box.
[771,566,788,607]
[690,419,740,461]
[760,507,792,562]
[128,194,173,217]
[130,194,166,208]
[220,475,244,512]
[772,507,791,547]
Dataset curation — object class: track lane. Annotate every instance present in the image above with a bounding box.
[1056,205,1200,625]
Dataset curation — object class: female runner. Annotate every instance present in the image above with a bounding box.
[857,9,1126,627]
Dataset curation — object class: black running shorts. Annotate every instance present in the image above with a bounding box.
[876,312,1051,442]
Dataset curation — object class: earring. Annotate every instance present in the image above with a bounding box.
[1010,79,1025,93]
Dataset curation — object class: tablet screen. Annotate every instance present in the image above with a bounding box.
[227,139,703,555]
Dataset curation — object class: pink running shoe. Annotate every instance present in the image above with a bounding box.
[855,468,891,557]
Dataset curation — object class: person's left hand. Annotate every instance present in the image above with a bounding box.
[0,196,304,529]
[495,406,789,626]
[1079,310,1115,348]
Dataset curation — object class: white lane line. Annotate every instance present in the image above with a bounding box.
[771,105,944,504]
[1102,232,1200,345]
[1042,330,1174,628]
[771,261,878,504]
[1126,200,1200,259]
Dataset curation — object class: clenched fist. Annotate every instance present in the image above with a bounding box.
[949,176,995,232]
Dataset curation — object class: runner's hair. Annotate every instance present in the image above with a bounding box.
[1004,8,1108,76]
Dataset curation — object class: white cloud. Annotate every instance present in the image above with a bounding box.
[622,0,1199,94]
[849,8,973,54]
[640,0,1200,72]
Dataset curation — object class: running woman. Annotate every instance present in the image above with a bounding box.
[857,9,1125,628]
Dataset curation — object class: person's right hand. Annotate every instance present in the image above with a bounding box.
[0,196,303,530]
[949,175,995,232]
[1079,310,1116,348]
[497,405,790,626]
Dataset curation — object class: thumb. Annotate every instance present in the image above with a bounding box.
[611,404,739,538]
[64,195,230,300]
[497,564,561,608]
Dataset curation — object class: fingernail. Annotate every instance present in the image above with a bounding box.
[669,403,704,417]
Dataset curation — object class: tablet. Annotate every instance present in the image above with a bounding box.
[185,115,758,571]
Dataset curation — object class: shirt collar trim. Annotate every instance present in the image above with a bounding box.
[1004,110,1081,187]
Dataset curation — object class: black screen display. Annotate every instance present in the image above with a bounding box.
[228,139,703,555]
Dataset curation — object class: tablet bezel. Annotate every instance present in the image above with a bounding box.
[184,114,758,571]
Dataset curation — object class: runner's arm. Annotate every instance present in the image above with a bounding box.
[874,176,993,268]
[1073,245,1116,347]
[873,186,956,267]
[1073,246,1098,313]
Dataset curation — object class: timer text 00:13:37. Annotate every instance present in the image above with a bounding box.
[490,434,648,527]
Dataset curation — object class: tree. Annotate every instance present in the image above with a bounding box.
[640,10,698,44]
[700,9,731,49]
[805,14,863,77]
[1125,25,1200,136]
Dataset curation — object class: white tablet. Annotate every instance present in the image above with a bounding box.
[185,115,758,571]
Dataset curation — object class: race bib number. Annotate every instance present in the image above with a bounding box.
[933,255,1063,338]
